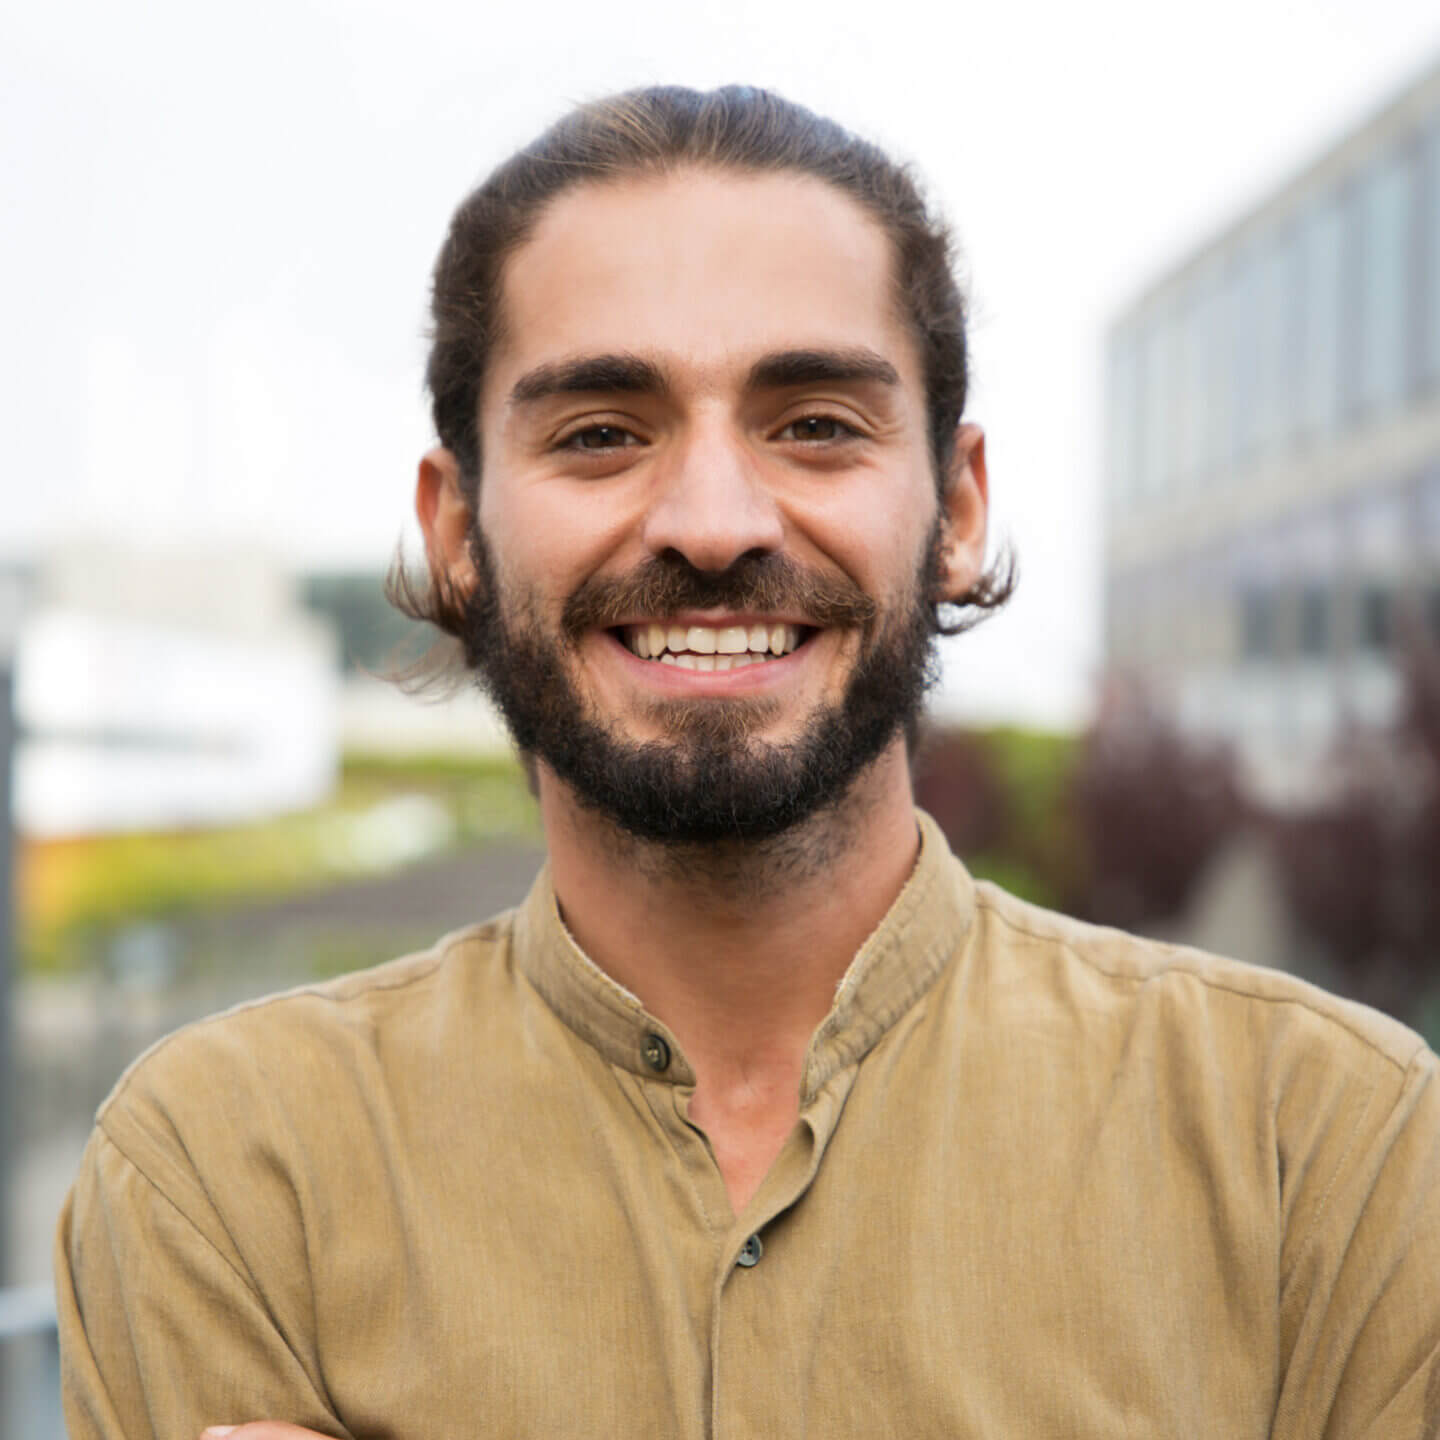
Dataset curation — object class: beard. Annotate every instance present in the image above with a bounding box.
[454,528,943,847]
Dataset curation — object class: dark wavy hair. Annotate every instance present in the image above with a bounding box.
[391,83,1015,669]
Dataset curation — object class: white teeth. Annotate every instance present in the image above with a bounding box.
[660,653,677,666]
[713,655,734,672]
[674,654,700,670]
[627,620,806,662]
[694,655,716,671]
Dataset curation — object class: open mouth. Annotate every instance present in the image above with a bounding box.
[614,622,811,671]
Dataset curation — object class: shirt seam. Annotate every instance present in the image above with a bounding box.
[1280,1046,1431,1292]
[1284,1069,1380,1282]
[91,1123,347,1426]
[90,1122,267,1306]
[100,928,488,1115]
[975,893,1420,1076]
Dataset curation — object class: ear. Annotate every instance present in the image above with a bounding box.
[415,448,477,592]
[935,423,989,604]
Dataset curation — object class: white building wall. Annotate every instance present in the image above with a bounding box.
[11,542,339,836]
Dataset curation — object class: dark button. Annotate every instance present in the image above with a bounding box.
[642,1033,671,1072]
[736,1233,764,1268]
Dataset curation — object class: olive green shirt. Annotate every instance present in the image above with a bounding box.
[56,813,1440,1438]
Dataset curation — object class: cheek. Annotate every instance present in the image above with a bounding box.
[806,487,935,599]
[482,479,638,594]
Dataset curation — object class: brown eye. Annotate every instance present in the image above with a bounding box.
[784,416,854,442]
[567,424,638,450]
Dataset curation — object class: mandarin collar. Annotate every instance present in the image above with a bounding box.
[510,809,975,1100]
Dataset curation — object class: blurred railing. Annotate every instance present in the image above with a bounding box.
[0,1284,61,1440]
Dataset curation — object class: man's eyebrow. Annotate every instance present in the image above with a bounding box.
[509,354,669,406]
[746,348,901,391]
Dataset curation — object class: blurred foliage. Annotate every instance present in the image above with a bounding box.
[1268,633,1440,1027]
[917,717,1242,926]
[1070,677,1245,931]
[914,726,1083,911]
[19,752,538,974]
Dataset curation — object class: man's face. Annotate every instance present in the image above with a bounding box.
[424,168,984,844]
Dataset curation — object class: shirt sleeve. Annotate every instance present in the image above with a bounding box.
[55,1124,353,1440]
[1272,1044,1440,1439]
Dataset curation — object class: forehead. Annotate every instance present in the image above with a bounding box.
[485,167,919,402]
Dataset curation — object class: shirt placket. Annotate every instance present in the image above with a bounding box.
[705,1070,858,1440]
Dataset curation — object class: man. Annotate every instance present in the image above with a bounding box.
[57,86,1440,1439]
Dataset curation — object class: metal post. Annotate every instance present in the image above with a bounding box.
[0,648,13,1295]
[0,610,16,1437]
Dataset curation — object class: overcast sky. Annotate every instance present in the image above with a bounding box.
[5,0,1440,727]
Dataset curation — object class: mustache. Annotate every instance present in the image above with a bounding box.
[561,553,878,639]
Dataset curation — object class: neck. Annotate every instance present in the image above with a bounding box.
[539,740,921,1085]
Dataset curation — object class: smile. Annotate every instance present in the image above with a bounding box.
[616,622,809,670]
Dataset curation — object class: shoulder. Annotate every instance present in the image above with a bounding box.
[953,875,1440,1275]
[93,911,519,1174]
[960,873,1431,1082]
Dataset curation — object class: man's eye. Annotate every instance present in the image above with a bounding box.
[562,424,641,451]
[781,416,856,442]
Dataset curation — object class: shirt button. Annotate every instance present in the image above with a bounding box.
[736,1234,764,1268]
[642,1033,671,1072]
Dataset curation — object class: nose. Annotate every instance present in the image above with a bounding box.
[640,422,785,573]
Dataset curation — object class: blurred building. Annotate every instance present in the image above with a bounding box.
[301,571,510,757]
[13,543,338,836]
[1104,56,1440,802]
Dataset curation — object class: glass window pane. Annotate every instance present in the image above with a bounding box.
[1299,585,1330,655]
[1241,587,1275,657]
[1425,112,1440,388]
[1359,584,1393,650]
[1255,231,1295,453]
[1232,247,1262,459]
[1298,196,1344,438]
[1133,322,1153,501]
[1143,307,1174,497]
[1356,146,1413,416]
[1208,267,1238,474]
[1175,282,1205,489]
[1107,327,1138,508]
[1419,466,1440,561]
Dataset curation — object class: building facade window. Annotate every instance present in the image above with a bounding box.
[1255,229,1296,456]
[1298,584,1331,656]
[1144,302,1177,499]
[1297,195,1345,439]
[1425,109,1440,390]
[1135,320,1158,504]
[1232,245,1263,461]
[1205,263,1238,475]
[1241,587,1276,658]
[1358,584,1394,651]
[1107,327,1138,509]
[1355,144,1415,418]
[1190,266,1226,484]
[1175,280,1205,491]
[1419,466,1440,562]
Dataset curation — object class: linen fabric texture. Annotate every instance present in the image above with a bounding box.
[55,813,1440,1438]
